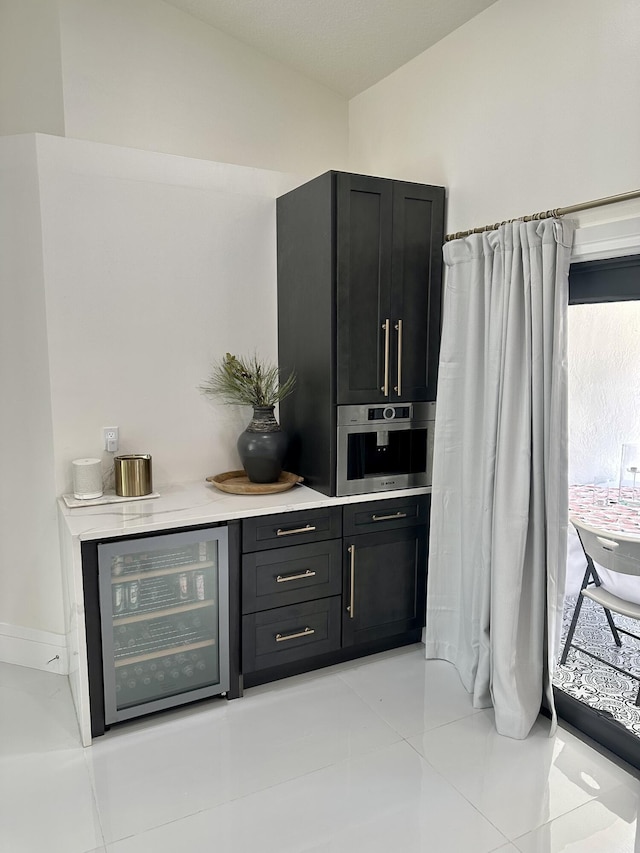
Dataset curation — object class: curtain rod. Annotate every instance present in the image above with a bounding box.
[445,188,640,242]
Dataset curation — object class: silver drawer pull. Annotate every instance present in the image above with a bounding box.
[276,569,317,583]
[371,512,408,522]
[276,524,317,536]
[275,627,315,643]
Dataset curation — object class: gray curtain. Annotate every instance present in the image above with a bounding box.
[425,218,575,739]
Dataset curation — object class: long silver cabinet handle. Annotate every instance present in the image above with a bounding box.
[371,512,408,522]
[276,524,316,537]
[347,544,355,619]
[276,569,317,583]
[381,319,390,397]
[275,627,315,643]
[394,319,403,396]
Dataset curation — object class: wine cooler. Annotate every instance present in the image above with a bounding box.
[98,526,230,725]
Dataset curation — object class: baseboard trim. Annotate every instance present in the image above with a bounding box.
[0,622,68,674]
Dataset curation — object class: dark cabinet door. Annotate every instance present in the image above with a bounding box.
[391,182,445,402]
[336,173,393,405]
[336,175,445,406]
[342,526,427,648]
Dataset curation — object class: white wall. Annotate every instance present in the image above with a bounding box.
[568,302,640,485]
[37,135,301,497]
[1,0,348,175]
[0,136,63,636]
[57,0,348,174]
[348,0,640,235]
[0,132,303,660]
[0,0,65,137]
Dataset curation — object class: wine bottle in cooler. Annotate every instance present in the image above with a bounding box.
[177,573,190,601]
[195,572,206,601]
[127,580,140,611]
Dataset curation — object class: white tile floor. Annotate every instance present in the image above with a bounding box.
[3,644,640,852]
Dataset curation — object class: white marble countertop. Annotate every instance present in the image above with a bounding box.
[58,479,431,542]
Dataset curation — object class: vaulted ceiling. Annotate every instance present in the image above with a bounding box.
[162,0,498,97]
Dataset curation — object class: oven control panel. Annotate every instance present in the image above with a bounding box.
[368,405,411,421]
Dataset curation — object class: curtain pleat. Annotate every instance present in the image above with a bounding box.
[425,218,575,739]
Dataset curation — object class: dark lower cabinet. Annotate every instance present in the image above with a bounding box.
[81,497,430,733]
[342,526,427,648]
[240,506,344,683]
[241,495,429,688]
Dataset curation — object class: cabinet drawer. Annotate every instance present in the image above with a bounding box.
[242,506,342,553]
[242,597,341,672]
[343,495,429,536]
[242,539,342,614]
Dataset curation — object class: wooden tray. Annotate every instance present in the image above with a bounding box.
[206,470,303,495]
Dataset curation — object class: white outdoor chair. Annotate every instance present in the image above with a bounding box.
[560,519,640,705]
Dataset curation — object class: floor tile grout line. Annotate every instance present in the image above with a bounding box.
[333,670,410,738]
[400,716,611,845]
[401,730,511,846]
[508,798,606,849]
[335,662,486,741]
[82,748,109,852]
[397,705,487,741]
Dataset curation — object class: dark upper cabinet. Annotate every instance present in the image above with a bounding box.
[277,171,445,495]
[336,174,394,403]
[336,173,444,404]
[391,181,444,402]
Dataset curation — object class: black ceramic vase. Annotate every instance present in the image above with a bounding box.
[237,406,288,484]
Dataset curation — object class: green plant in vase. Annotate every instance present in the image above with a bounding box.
[200,353,295,483]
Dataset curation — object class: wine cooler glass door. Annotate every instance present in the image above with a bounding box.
[98,526,230,725]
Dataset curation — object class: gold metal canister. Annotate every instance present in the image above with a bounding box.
[114,454,153,497]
